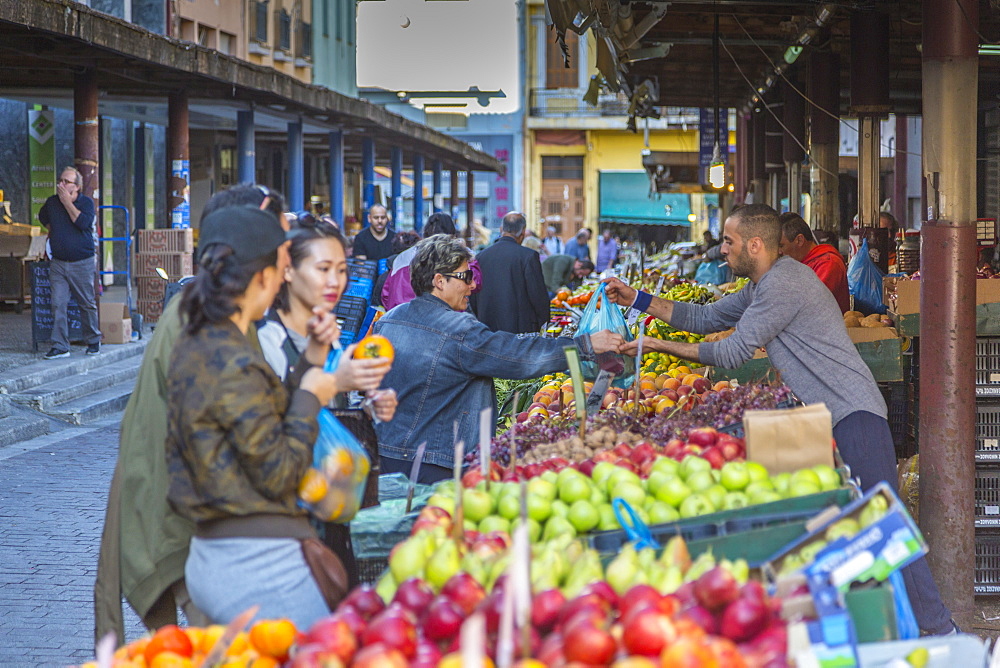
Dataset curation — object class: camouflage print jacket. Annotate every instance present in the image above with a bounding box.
[165,319,320,524]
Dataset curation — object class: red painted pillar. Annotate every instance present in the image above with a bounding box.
[73,68,99,198]
[167,92,190,228]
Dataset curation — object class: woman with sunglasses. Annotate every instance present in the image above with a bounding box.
[373,234,625,483]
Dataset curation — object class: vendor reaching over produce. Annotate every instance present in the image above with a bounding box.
[603,203,957,636]
[373,234,623,484]
[777,212,849,313]
[541,253,594,297]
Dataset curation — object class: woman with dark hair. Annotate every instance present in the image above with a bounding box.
[373,235,624,483]
[164,205,346,628]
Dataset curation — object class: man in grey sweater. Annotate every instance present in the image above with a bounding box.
[603,203,956,636]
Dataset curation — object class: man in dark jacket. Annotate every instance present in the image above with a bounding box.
[471,212,550,334]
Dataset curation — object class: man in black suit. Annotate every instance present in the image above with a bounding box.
[471,212,550,334]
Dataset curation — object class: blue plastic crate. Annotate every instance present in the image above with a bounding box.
[344,277,374,301]
[336,295,369,321]
[348,259,379,281]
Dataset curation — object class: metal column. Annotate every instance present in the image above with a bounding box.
[466,171,475,245]
[782,79,805,215]
[390,146,403,228]
[751,109,767,204]
[450,169,459,221]
[167,92,189,228]
[919,0,979,628]
[850,11,890,230]
[432,160,443,213]
[809,51,841,233]
[74,68,99,198]
[362,137,375,225]
[287,120,304,212]
[893,114,908,228]
[329,129,344,226]
[413,154,425,233]
[764,99,784,209]
[237,110,255,185]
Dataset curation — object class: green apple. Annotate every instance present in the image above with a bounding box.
[654,477,692,508]
[719,461,751,491]
[436,480,457,497]
[550,499,569,518]
[540,470,558,484]
[789,468,822,489]
[859,494,890,528]
[496,493,521,520]
[711,469,721,483]
[589,487,608,507]
[748,489,782,505]
[464,519,478,532]
[744,461,770,483]
[648,501,681,524]
[811,464,841,491]
[558,476,594,504]
[597,504,620,531]
[825,518,861,541]
[786,480,822,498]
[679,492,716,518]
[651,457,681,477]
[567,499,600,533]
[591,461,619,485]
[612,481,647,508]
[512,517,542,542]
[526,494,553,523]
[722,491,750,510]
[679,455,712,480]
[478,515,510,535]
[745,480,775,497]
[425,494,455,516]
[606,468,642,495]
[798,539,829,563]
[462,488,495,523]
[645,471,676,496]
[704,484,727,510]
[685,470,715,493]
[527,477,557,501]
[543,515,577,541]
[771,472,791,495]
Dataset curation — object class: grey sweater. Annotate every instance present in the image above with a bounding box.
[672,256,886,425]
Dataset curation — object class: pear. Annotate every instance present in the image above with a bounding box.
[375,571,398,604]
[461,552,489,587]
[486,553,511,591]
[606,544,640,594]
[684,550,716,582]
[659,534,692,572]
[649,564,684,595]
[561,551,604,599]
[638,546,657,572]
[729,558,750,584]
[425,539,461,591]
[389,535,428,584]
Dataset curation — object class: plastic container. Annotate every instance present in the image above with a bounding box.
[975,468,1000,527]
[348,259,379,282]
[975,401,1000,462]
[974,531,1000,595]
[975,337,1000,396]
[855,634,987,667]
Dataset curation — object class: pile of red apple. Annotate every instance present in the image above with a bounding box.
[462,427,745,488]
[291,566,787,667]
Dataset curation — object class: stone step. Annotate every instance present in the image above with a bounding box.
[0,340,147,395]
[10,356,143,413]
[0,407,53,449]
[45,380,136,425]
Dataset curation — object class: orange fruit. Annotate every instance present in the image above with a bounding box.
[199,626,226,654]
[127,637,151,660]
[249,619,297,660]
[353,334,394,361]
[298,468,329,505]
[144,626,193,665]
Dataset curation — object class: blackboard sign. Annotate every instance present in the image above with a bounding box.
[30,261,83,352]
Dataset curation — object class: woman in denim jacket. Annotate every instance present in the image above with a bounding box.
[373,234,623,483]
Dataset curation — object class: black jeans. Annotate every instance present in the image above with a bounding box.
[380,456,454,485]
[833,411,953,634]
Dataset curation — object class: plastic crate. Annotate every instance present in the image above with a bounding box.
[976,401,1000,462]
[344,277,374,301]
[976,338,1000,396]
[357,557,388,585]
[336,295,369,321]
[975,468,1000,527]
[977,218,997,247]
[348,259,379,281]
[975,532,1000,594]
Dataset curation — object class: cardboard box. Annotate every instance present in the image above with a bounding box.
[137,228,194,254]
[846,326,898,344]
[137,298,163,323]
[884,277,1000,315]
[744,403,835,474]
[136,275,166,303]
[99,301,132,344]
[136,251,193,278]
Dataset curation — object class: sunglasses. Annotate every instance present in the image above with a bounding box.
[442,270,474,284]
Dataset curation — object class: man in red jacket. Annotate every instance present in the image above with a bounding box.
[778,212,850,313]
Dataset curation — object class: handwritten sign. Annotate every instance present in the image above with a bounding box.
[30,261,82,352]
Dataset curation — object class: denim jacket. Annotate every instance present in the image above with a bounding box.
[372,293,596,469]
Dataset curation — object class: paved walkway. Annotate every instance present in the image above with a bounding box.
[0,416,144,668]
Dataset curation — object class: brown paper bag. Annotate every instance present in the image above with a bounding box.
[744,403,834,474]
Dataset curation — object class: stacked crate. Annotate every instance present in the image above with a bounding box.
[336,259,378,346]
[135,228,194,323]
[974,338,1000,594]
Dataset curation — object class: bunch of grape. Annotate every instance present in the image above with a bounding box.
[645,383,795,443]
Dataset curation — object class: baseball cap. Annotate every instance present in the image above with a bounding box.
[198,205,290,264]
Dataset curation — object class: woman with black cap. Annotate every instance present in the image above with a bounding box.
[163,204,366,628]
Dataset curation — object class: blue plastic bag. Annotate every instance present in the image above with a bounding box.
[297,348,371,523]
[888,570,919,640]
[576,283,635,388]
[847,239,886,314]
[695,259,728,285]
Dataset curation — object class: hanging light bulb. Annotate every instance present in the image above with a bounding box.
[709,143,725,189]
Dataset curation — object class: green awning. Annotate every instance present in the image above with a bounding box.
[599,171,691,226]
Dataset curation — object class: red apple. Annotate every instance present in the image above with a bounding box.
[614,458,638,473]
[578,459,598,477]
[531,588,566,632]
[619,584,663,620]
[676,385,694,396]
[593,450,617,463]
[515,411,529,423]
[422,595,465,642]
[392,578,435,613]
[693,567,740,611]
[691,377,712,394]
[342,586,386,620]
[580,581,620,610]
[719,596,769,642]
[361,610,417,659]
[612,442,633,458]
[410,638,444,668]
[563,622,617,665]
[299,616,357,663]
[289,643,349,668]
[536,632,566,666]
[630,442,657,465]
[664,438,686,456]
[622,608,677,657]
[717,434,745,460]
[461,469,485,488]
[701,446,726,470]
[678,605,719,635]
[330,607,366,639]
[440,572,486,614]
[352,643,408,668]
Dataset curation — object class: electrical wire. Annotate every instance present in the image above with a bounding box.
[730,13,924,159]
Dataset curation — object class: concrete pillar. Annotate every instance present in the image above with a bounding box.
[237,109,255,184]
[74,68,99,198]
[851,11,890,230]
[286,120,304,211]
[432,160,443,213]
[782,78,805,215]
[329,129,344,226]
[450,169,459,221]
[809,51,841,233]
[413,154,425,233]
[133,123,146,230]
[362,137,375,225]
[919,0,979,628]
[466,171,475,245]
[390,146,403,228]
[893,114,908,228]
[167,91,190,228]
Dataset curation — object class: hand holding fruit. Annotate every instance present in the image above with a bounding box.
[334,346,392,393]
[602,276,638,307]
[303,306,341,365]
[589,329,626,354]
